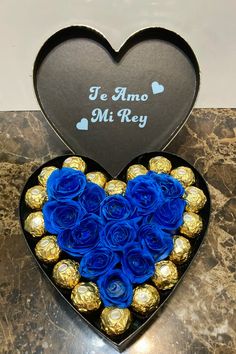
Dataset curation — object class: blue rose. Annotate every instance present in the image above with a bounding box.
[57,229,79,257]
[138,224,174,261]
[152,198,186,231]
[47,167,86,201]
[100,195,132,221]
[121,243,155,284]
[101,220,137,251]
[57,213,102,257]
[125,175,163,215]
[80,182,106,214]
[98,269,133,308]
[42,200,85,233]
[148,171,184,199]
[79,247,119,279]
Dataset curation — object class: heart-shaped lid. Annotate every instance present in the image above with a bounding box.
[34,26,199,177]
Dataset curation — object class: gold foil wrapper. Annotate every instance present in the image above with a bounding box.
[180,212,203,238]
[131,284,160,315]
[35,235,61,263]
[127,164,148,181]
[71,282,101,312]
[52,259,80,289]
[148,156,172,174]
[170,166,195,187]
[24,211,45,237]
[38,166,58,187]
[184,186,207,213]
[105,180,127,195]
[86,171,107,188]
[101,307,131,336]
[169,236,191,264]
[63,156,86,172]
[152,260,178,290]
[25,185,47,209]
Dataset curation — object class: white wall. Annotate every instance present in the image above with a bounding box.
[0,0,235,110]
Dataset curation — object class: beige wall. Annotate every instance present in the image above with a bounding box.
[0,0,235,110]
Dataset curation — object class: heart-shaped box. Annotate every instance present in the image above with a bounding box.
[19,26,210,351]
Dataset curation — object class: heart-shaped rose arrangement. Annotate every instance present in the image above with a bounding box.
[20,152,209,346]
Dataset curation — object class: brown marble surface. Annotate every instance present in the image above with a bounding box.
[0,109,235,354]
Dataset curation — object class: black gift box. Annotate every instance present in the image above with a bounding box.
[19,26,210,351]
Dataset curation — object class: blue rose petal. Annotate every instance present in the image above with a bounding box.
[125,175,164,215]
[47,167,86,201]
[80,182,106,214]
[101,220,137,251]
[121,242,155,284]
[152,198,186,232]
[98,269,133,308]
[57,213,102,257]
[100,195,133,221]
[147,171,185,199]
[80,247,119,279]
[138,223,174,261]
[57,229,82,258]
[42,200,86,234]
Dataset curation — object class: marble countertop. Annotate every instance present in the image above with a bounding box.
[0,109,235,354]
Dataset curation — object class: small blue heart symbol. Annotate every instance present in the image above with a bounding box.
[151,81,164,94]
[76,118,88,131]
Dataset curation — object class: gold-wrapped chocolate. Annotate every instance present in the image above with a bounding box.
[170,166,195,187]
[131,284,160,315]
[180,212,203,238]
[63,156,86,172]
[52,259,80,289]
[184,186,207,213]
[25,185,47,209]
[152,260,178,290]
[38,166,58,187]
[169,236,191,264]
[35,235,61,263]
[71,282,101,312]
[24,211,45,237]
[86,171,107,188]
[105,180,127,195]
[101,307,131,336]
[148,156,172,174]
[127,164,148,181]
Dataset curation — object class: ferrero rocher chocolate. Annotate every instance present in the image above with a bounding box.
[63,156,86,172]
[35,236,61,263]
[169,236,191,264]
[149,156,172,174]
[152,260,178,290]
[105,180,127,195]
[71,282,101,312]
[86,171,107,188]
[38,166,58,187]
[171,166,195,187]
[52,259,80,289]
[131,284,160,315]
[184,186,207,213]
[25,185,47,209]
[101,307,131,336]
[127,164,148,181]
[24,211,45,237]
[180,212,203,238]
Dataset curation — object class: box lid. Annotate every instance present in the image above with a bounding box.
[34,26,199,177]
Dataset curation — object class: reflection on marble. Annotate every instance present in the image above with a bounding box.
[0,109,235,354]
